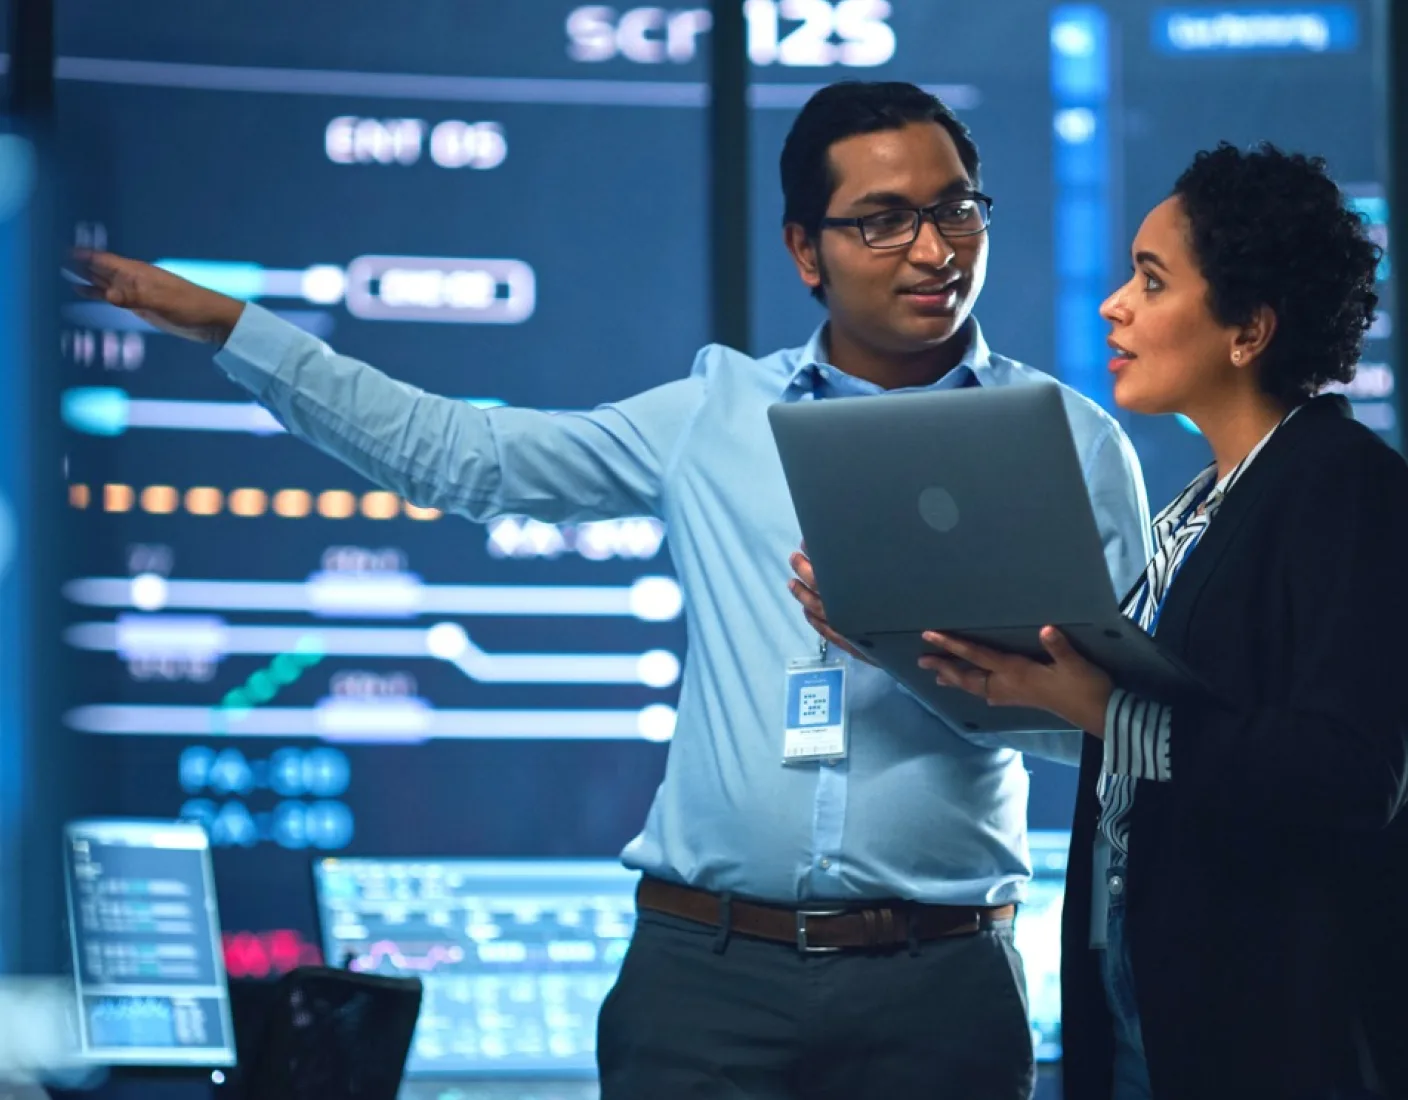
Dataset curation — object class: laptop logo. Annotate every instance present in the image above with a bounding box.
[917,487,960,533]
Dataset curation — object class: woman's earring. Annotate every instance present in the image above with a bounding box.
[1232,350,1243,364]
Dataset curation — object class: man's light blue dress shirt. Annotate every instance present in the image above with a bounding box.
[215,306,1151,906]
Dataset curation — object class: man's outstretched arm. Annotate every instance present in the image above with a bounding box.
[74,252,705,523]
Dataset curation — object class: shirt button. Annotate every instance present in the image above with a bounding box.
[819,858,832,870]
[1108,874,1125,896]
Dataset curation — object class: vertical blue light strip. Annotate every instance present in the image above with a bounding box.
[0,133,34,975]
[1050,6,1115,408]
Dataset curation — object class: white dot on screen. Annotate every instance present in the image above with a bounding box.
[629,576,683,622]
[637,705,677,742]
[1054,108,1097,144]
[130,572,169,611]
[425,621,470,660]
[301,265,348,305]
[636,649,681,688]
[1051,22,1095,57]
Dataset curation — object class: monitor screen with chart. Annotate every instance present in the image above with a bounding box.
[313,856,638,1076]
[63,818,236,1067]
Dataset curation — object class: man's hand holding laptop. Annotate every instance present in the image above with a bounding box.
[788,546,1114,736]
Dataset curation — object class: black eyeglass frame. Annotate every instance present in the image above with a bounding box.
[818,192,995,249]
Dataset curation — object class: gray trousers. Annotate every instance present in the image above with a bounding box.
[597,908,1035,1100]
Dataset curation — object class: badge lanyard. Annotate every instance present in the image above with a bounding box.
[782,632,847,765]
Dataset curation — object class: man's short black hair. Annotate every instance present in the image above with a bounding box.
[1173,142,1381,406]
[780,81,981,239]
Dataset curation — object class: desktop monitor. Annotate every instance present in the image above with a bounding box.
[312,858,638,1078]
[62,818,236,1068]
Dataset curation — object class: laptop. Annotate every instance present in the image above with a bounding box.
[767,382,1205,734]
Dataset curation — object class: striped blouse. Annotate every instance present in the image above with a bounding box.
[1098,409,1298,861]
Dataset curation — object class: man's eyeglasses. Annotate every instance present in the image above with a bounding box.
[819,193,994,249]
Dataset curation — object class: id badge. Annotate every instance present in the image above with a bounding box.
[782,655,847,765]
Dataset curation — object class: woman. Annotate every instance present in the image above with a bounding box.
[791,143,1408,1098]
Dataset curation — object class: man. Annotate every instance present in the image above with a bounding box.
[78,81,1150,1099]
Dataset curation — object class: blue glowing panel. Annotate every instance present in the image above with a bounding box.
[0,129,35,973]
[1020,830,1071,1063]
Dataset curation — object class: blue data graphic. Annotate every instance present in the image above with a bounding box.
[62,384,507,437]
[177,746,355,850]
[53,2,1394,1052]
[86,996,176,1047]
[156,256,535,325]
[1149,5,1360,54]
[84,995,228,1051]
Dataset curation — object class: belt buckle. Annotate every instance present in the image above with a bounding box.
[795,907,846,955]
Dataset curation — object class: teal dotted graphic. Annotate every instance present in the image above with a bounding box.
[212,635,324,734]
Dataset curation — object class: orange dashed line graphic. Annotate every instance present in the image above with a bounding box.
[68,483,443,521]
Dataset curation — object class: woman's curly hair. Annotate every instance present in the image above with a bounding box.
[1173,142,1381,406]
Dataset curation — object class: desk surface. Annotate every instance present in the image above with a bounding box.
[62,1065,1063,1100]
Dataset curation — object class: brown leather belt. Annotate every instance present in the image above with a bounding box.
[637,877,1015,954]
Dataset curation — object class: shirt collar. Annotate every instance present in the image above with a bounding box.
[783,316,994,398]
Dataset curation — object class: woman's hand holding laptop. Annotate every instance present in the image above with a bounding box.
[917,630,1113,738]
